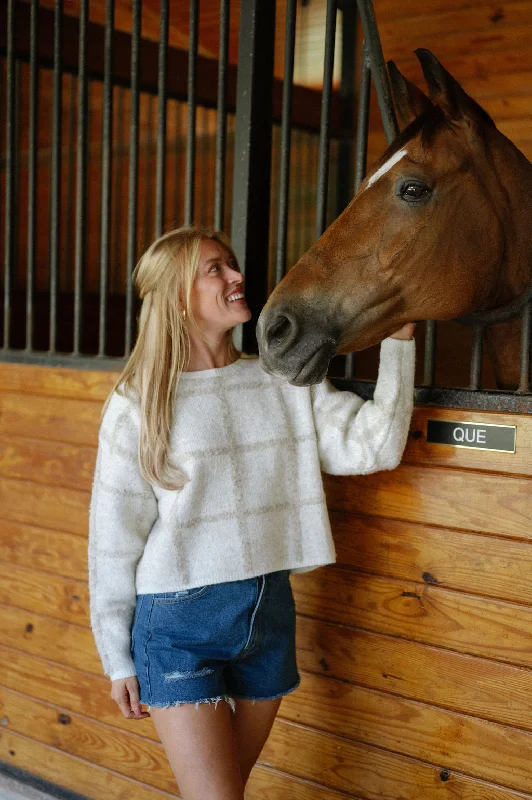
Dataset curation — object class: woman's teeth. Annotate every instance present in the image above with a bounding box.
[227,293,245,302]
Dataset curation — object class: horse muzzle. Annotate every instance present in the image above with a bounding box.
[257,305,339,385]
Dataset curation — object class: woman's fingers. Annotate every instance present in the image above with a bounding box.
[127,677,151,719]
[111,677,150,719]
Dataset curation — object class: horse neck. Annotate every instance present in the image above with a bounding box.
[486,128,532,297]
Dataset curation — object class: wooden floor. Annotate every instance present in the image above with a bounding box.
[0,362,531,799]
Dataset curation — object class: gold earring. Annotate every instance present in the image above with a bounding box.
[182,307,186,320]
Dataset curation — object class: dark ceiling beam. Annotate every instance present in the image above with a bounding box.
[1,3,342,136]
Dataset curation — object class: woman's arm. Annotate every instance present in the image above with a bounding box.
[89,390,158,681]
[311,335,416,476]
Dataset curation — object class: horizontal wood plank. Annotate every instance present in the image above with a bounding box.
[323,466,532,540]
[404,408,532,477]
[0,363,117,402]
[0,391,101,447]
[4,645,532,794]
[2,688,530,800]
[375,0,529,22]
[0,730,177,800]
[296,616,532,731]
[378,2,532,40]
[292,567,532,667]
[0,435,96,491]
[332,512,532,606]
[282,671,532,794]
[0,563,89,627]
[0,477,89,536]
[262,717,532,800]
[0,520,87,580]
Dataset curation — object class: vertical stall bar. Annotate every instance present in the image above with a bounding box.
[49,0,63,353]
[214,0,230,231]
[315,0,337,239]
[125,0,141,357]
[26,0,38,351]
[275,0,297,285]
[518,303,531,394]
[231,0,276,353]
[73,0,88,355]
[345,42,371,379]
[335,0,357,217]
[64,75,76,292]
[356,0,397,144]
[469,324,484,390]
[173,102,182,225]
[155,0,169,239]
[98,0,114,357]
[3,0,15,349]
[423,320,437,386]
[185,0,199,226]
[142,95,155,251]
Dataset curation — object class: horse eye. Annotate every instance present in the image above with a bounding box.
[400,182,430,202]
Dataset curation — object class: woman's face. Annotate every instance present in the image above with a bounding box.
[189,239,252,333]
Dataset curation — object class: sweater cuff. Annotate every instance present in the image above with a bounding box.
[109,658,137,682]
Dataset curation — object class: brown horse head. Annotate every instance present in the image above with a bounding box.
[257,50,532,385]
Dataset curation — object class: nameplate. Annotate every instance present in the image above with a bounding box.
[426,419,516,453]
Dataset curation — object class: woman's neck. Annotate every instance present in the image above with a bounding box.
[184,330,236,372]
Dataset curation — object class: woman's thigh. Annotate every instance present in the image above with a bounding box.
[231,697,282,786]
[150,701,244,800]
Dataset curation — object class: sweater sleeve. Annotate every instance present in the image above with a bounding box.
[310,337,415,475]
[88,390,158,681]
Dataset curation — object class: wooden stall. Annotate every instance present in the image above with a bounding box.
[1,0,532,798]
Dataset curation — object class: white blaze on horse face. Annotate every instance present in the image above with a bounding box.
[362,148,408,192]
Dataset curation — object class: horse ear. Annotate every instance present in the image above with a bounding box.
[387,60,434,126]
[415,48,493,125]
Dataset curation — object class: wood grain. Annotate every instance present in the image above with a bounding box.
[331,512,532,606]
[0,562,89,627]
[297,616,532,731]
[323,466,532,540]
[404,408,532,477]
[0,435,96,491]
[0,520,87,580]
[292,566,532,667]
[0,363,117,403]
[282,671,532,794]
[0,477,89,536]
[0,391,101,446]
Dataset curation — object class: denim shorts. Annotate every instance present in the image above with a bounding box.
[131,570,300,710]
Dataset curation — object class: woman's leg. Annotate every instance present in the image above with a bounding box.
[150,701,244,800]
[231,697,282,786]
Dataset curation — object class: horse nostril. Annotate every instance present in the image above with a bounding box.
[266,313,297,352]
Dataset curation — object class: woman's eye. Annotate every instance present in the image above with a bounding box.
[208,264,220,273]
[400,182,431,202]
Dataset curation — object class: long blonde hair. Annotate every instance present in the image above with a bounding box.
[104,226,240,490]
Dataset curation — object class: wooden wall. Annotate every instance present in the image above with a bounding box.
[1,361,531,799]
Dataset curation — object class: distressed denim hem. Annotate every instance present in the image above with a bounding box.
[230,677,301,704]
[146,694,236,713]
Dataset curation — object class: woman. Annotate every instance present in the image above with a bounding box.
[89,226,416,799]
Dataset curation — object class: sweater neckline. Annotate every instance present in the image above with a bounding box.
[179,358,247,379]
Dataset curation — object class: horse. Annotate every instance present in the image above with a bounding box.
[257,50,532,391]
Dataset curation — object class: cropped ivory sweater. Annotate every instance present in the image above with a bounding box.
[89,338,415,680]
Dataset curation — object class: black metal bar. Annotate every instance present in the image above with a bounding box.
[423,319,437,386]
[275,0,297,285]
[469,323,484,390]
[125,0,141,356]
[231,0,276,353]
[345,41,371,380]
[330,378,532,414]
[185,0,199,226]
[98,0,114,357]
[518,302,531,393]
[355,0,398,145]
[173,101,182,226]
[48,0,63,353]
[73,0,88,355]
[64,74,76,293]
[143,94,155,251]
[335,1,357,216]
[4,0,15,348]
[112,85,125,293]
[26,0,38,351]
[155,0,169,238]
[214,0,229,231]
[315,0,337,239]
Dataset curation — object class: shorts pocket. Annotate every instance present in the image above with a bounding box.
[152,586,211,604]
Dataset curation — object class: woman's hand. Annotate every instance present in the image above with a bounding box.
[111,676,150,720]
[389,322,416,340]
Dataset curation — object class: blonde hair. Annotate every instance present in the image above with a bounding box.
[104,226,240,490]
